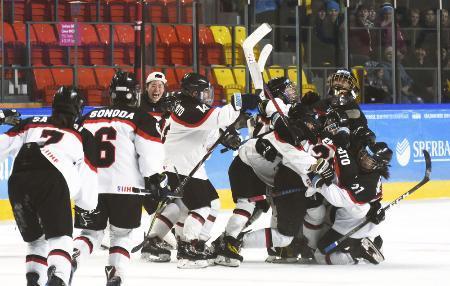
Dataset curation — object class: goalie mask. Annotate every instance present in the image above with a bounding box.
[267,77,299,104]
[52,86,85,119]
[109,71,140,107]
[327,69,359,107]
[358,142,392,178]
[181,72,214,106]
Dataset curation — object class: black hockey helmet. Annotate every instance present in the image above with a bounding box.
[352,126,376,149]
[109,71,140,107]
[358,142,392,177]
[181,72,214,105]
[327,68,359,107]
[267,77,299,104]
[52,86,85,118]
[288,103,322,136]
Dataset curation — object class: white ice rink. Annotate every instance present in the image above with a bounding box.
[1,199,450,286]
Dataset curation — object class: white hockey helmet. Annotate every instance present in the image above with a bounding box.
[146,71,167,85]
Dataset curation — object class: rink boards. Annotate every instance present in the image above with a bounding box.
[1,104,450,220]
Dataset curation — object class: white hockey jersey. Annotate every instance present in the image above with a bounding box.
[0,116,98,210]
[82,107,164,194]
[163,94,240,179]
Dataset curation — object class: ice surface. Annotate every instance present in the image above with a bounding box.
[1,199,449,286]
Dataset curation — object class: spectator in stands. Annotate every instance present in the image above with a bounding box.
[403,8,421,50]
[349,4,376,66]
[367,4,377,24]
[415,8,447,64]
[379,46,423,103]
[313,1,344,67]
[377,2,407,54]
[406,45,435,102]
[255,0,281,24]
[409,8,421,28]
[364,61,392,103]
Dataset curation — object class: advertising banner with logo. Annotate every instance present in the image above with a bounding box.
[1,105,450,205]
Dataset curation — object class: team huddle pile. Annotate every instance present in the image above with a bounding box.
[0,68,392,286]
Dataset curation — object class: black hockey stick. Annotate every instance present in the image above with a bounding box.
[323,149,432,254]
[131,198,170,253]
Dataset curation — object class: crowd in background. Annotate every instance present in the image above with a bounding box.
[252,0,450,104]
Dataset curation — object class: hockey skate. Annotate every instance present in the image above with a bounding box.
[214,236,243,267]
[105,266,122,286]
[176,240,209,269]
[352,238,385,265]
[46,266,66,286]
[26,272,39,286]
[141,236,172,262]
[265,246,298,264]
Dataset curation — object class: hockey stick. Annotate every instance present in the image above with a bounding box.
[258,44,273,71]
[131,198,169,253]
[243,23,300,145]
[323,149,432,254]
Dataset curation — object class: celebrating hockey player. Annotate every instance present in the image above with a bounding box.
[309,142,392,265]
[71,71,166,285]
[154,72,251,269]
[0,87,98,286]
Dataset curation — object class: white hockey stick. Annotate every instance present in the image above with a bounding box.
[258,43,273,71]
[242,23,272,100]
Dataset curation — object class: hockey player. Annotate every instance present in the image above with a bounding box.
[0,87,98,286]
[214,77,300,267]
[0,109,21,126]
[309,142,392,265]
[71,71,166,285]
[154,72,251,269]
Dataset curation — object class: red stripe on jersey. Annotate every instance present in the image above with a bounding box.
[26,255,48,266]
[273,131,304,151]
[207,214,216,222]
[75,236,94,254]
[84,157,97,172]
[136,128,162,142]
[157,214,174,229]
[233,209,252,219]
[303,221,323,230]
[109,246,130,259]
[83,118,137,130]
[188,211,206,225]
[6,123,82,143]
[176,222,184,227]
[48,249,72,262]
[170,108,215,128]
[149,111,163,118]
[265,228,273,248]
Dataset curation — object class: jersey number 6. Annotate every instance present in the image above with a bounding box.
[94,127,117,168]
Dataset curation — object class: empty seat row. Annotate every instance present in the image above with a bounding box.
[3,0,195,23]
[212,66,317,102]
[3,23,251,67]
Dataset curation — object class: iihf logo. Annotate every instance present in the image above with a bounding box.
[396,139,411,167]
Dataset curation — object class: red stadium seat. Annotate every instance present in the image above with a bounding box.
[51,68,74,86]
[106,0,136,23]
[95,68,116,89]
[157,25,189,65]
[3,22,21,66]
[60,0,99,22]
[198,26,224,65]
[33,68,56,104]
[175,25,193,64]
[164,67,178,91]
[4,0,26,22]
[181,0,194,23]
[78,68,103,105]
[144,0,165,23]
[114,25,135,65]
[28,0,53,21]
[165,0,178,23]
[174,67,193,83]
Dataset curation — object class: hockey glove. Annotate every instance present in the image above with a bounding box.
[160,93,180,114]
[144,173,179,199]
[255,138,278,162]
[74,206,100,229]
[257,99,270,118]
[219,127,241,151]
[231,93,258,111]
[309,158,334,186]
[366,200,385,225]
[0,109,21,126]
